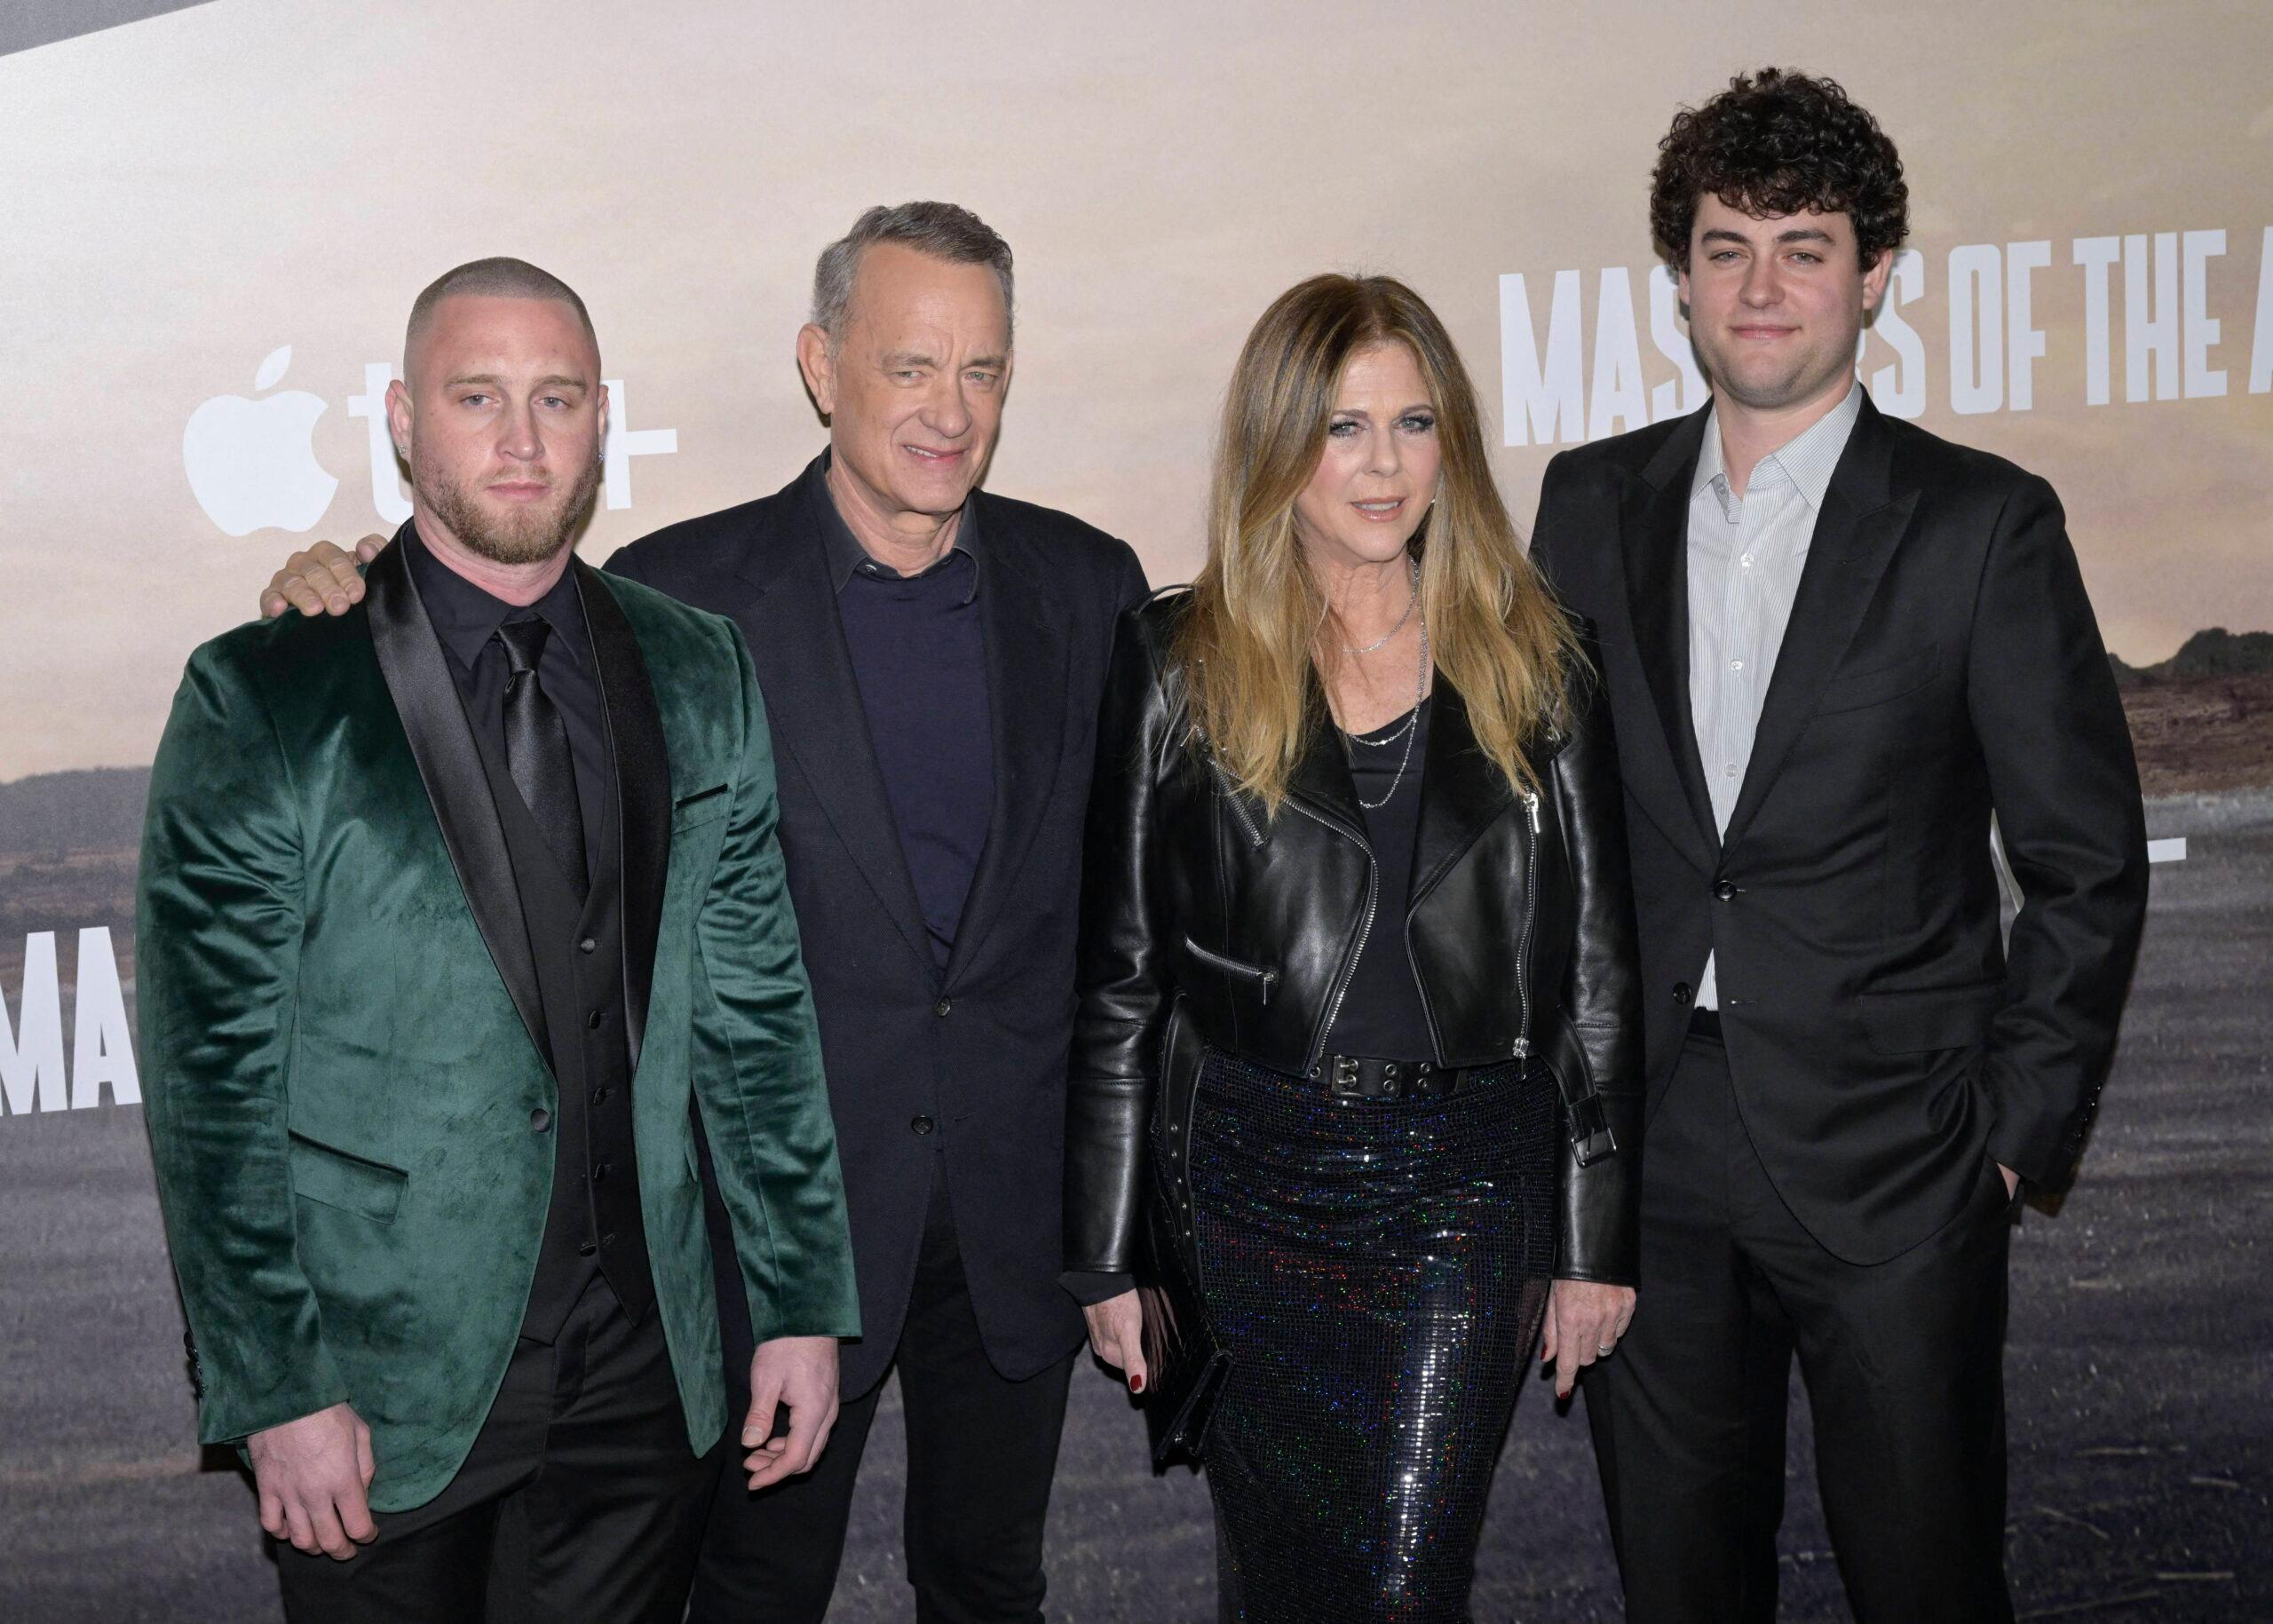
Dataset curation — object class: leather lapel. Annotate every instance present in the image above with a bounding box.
[1618,408,1720,863]
[1284,686,1370,846]
[733,470,934,974]
[364,534,548,1062]
[1407,682,1516,909]
[577,561,670,1073]
[943,501,1069,986]
[1722,398,1916,852]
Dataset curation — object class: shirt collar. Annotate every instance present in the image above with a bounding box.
[403,522,591,674]
[1693,381,1864,514]
[809,449,980,602]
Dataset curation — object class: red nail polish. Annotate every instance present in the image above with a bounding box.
[1130,1373,1144,1394]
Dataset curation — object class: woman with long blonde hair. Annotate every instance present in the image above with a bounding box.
[1063,274,1644,1620]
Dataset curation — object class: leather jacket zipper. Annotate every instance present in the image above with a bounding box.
[1290,802,1377,1069]
[1210,764,1266,850]
[1512,790,1540,1059]
[1181,938,1277,1005]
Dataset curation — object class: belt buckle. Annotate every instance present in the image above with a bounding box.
[1330,1054,1364,1101]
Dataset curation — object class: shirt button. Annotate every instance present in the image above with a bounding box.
[1724,763,1738,777]
[1730,658,1744,671]
[579,938,597,955]
[529,1106,551,1132]
[590,1087,610,1106]
[934,998,954,1018]
[911,1114,936,1136]
[586,1010,603,1030]
[1740,553,1754,568]
[592,1162,610,1183]
[577,1240,598,1256]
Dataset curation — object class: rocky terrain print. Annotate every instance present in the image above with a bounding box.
[3,637,2269,1620]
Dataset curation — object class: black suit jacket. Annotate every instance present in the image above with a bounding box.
[609,456,1151,1395]
[1530,394,2149,1265]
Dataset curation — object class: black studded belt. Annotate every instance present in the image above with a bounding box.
[1313,1054,1480,1102]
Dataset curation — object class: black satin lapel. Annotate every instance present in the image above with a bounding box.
[578,562,670,1072]
[943,538,1068,985]
[736,494,934,972]
[1619,459,1720,857]
[1721,480,1919,853]
[1407,684,1515,909]
[364,538,548,1062]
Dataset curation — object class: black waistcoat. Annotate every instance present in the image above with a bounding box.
[463,714,654,1339]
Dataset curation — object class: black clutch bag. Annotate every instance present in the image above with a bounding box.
[1137,995,1232,1468]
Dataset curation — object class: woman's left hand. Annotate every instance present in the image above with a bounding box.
[1540,1278,1637,1399]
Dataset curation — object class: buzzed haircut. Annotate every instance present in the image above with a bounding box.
[404,257,598,368]
[1650,67,1910,272]
[811,201,1015,348]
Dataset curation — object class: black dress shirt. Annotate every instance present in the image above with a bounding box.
[812,456,995,972]
[403,526,607,874]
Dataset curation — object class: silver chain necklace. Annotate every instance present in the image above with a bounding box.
[1342,555,1420,655]
[1347,610,1430,811]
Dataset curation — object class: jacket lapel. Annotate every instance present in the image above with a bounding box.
[1720,396,1918,852]
[364,534,549,1063]
[733,468,935,974]
[577,562,671,1073]
[943,499,1070,986]
[1616,408,1721,864]
[1407,682,1515,909]
[1284,686,1370,846]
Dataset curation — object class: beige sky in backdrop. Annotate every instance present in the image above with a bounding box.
[2,0,2269,777]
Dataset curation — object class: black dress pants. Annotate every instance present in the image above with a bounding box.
[690,1163,1076,1624]
[275,1273,714,1624]
[1584,1026,2016,1624]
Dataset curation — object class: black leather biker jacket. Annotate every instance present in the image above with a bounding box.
[1064,592,1644,1286]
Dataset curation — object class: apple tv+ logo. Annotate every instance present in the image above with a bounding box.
[183,348,679,537]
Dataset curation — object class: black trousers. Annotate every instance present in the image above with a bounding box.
[1585,1026,2016,1624]
[276,1273,714,1624]
[690,1164,1076,1624]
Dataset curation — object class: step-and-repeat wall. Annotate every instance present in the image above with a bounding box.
[3,3,2268,1618]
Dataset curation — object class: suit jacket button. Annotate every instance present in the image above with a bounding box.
[1714,881,1737,901]
[530,1106,551,1132]
[1674,982,1692,1006]
[934,998,954,1017]
[579,937,597,955]
[911,1114,935,1136]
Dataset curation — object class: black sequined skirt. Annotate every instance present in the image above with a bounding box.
[1186,1049,1556,1623]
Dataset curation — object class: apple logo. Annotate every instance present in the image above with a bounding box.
[183,346,339,537]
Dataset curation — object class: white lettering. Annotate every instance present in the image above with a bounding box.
[2182,228,2228,399]
[70,927,139,1108]
[2073,236,2121,406]
[1948,244,2003,416]
[1587,268,1650,440]
[1867,250,1928,419]
[2006,241,2052,411]
[2125,232,2180,403]
[1646,265,1708,421]
[345,362,413,525]
[2,933,68,1115]
[1500,271,1586,448]
[2253,227,2273,395]
[601,380,679,511]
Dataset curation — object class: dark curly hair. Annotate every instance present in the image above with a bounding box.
[1651,67,1908,271]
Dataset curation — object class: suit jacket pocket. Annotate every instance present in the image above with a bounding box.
[671,782,729,832]
[289,1131,409,1224]
[1857,979,2001,1053]
[1815,645,1937,716]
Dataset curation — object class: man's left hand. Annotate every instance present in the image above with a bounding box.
[742,1335,840,1490]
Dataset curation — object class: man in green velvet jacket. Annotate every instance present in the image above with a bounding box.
[139,257,858,1620]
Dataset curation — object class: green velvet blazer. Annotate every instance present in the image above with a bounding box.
[138,541,859,1512]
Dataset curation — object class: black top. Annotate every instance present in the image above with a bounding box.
[1325,696,1437,1062]
[812,456,995,971]
[403,525,606,875]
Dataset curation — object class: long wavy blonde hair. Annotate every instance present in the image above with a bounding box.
[1176,273,1578,817]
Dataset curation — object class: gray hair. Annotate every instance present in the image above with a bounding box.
[406,256,597,364]
[811,202,1014,347]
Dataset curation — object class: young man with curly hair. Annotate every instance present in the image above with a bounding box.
[1529,68,2149,1621]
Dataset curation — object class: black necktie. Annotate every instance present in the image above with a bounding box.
[496,616,589,897]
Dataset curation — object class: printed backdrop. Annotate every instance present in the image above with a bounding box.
[2,3,2268,1618]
